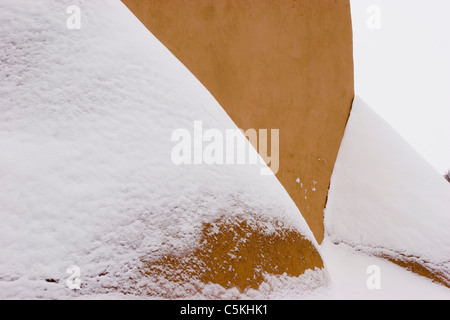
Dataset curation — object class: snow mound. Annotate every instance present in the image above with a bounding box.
[325,96,450,287]
[0,0,326,299]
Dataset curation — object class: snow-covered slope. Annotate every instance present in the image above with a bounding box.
[321,238,450,300]
[325,96,450,288]
[0,0,327,299]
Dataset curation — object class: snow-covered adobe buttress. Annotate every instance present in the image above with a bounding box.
[325,97,450,288]
[0,0,329,299]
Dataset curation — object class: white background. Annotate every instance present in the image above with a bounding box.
[350,0,450,174]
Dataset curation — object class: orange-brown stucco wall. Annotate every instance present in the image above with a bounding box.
[122,0,355,243]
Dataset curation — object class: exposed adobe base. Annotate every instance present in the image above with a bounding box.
[143,214,324,297]
[335,241,450,289]
[382,254,450,289]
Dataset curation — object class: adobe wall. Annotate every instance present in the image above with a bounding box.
[122,0,355,243]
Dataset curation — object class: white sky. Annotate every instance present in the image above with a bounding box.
[350,0,450,174]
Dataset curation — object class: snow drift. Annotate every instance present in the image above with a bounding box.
[0,0,329,299]
[325,96,450,288]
